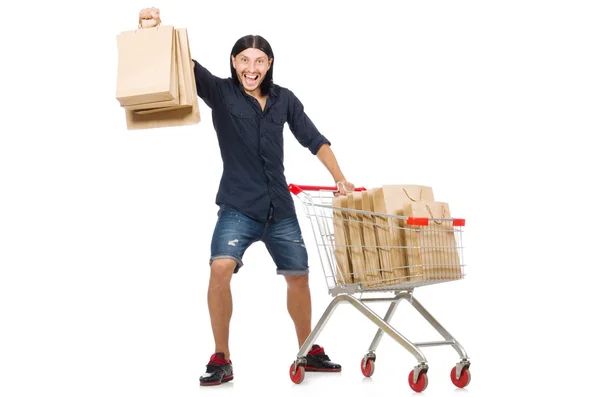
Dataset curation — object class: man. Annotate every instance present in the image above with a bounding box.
[138,8,356,386]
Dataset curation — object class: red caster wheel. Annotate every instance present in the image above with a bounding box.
[360,357,375,377]
[408,369,428,392]
[289,363,305,384]
[451,366,471,388]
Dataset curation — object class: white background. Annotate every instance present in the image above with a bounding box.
[1,0,599,396]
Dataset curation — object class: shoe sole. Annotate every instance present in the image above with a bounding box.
[305,366,342,372]
[200,375,234,386]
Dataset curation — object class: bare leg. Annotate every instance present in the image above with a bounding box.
[284,274,312,348]
[207,259,237,361]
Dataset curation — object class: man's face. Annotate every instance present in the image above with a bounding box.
[231,48,272,95]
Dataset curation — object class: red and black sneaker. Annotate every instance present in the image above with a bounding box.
[199,353,234,386]
[305,344,342,372]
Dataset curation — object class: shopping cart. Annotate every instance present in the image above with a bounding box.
[287,184,471,392]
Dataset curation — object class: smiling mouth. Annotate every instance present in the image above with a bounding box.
[244,74,259,84]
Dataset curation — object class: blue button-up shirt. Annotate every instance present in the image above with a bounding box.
[193,60,331,222]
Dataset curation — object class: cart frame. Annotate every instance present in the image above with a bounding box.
[287,184,472,392]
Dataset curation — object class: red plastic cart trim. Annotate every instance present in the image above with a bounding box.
[407,217,429,226]
[407,217,466,226]
[288,184,366,195]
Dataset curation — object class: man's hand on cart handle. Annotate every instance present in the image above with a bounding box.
[335,180,355,196]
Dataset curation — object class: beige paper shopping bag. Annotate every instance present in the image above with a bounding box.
[124,28,200,130]
[116,25,179,107]
[372,185,435,284]
[332,196,353,285]
[346,193,368,284]
[359,190,383,286]
[127,29,194,114]
[403,201,462,282]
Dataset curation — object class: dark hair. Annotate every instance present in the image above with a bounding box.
[230,35,274,96]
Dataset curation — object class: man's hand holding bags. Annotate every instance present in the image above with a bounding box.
[139,7,161,28]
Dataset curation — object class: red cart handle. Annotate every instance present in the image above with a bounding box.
[289,184,465,226]
[288,183,366,195]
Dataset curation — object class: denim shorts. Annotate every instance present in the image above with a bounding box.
[209,204,309,276]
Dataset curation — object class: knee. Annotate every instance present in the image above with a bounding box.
[210,259,237,283]
[285,274,309,290]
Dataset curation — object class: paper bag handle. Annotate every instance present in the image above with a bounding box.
[426,204,447,225]
[403,187,423,202]
[138,19,162,29]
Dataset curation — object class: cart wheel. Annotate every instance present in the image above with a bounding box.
[289,363,305,384]
[360,357,375,377]
[408,369,428,392]
[450,366,471,388]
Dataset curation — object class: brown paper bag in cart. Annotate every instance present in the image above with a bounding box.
[403,201,462,282]
[124,29,201,130]
[332,196,353,285]
[116,25,179,108]
[359,190,383,286]
[346,193,369,284]
[372,185,434,284]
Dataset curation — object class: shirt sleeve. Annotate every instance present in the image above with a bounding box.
[287,91,331,155]
[192,59,223,109]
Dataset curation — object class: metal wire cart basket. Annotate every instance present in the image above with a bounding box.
[287,184,471,392]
